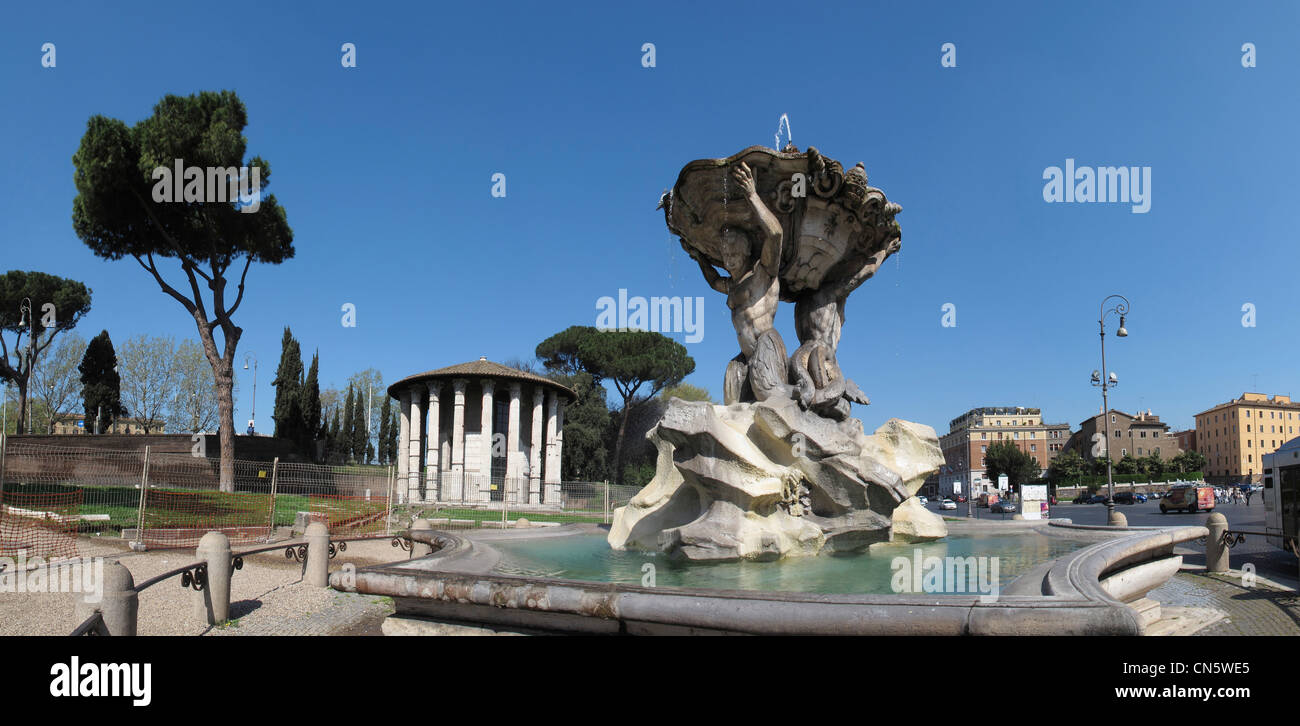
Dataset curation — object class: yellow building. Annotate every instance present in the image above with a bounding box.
[1194,393,1300,484]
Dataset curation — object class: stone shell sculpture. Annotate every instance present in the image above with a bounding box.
[609,145,945,562]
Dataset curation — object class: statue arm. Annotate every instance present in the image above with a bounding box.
[695,256,729,293]
[733,162,784,275]
[828,245,893,301]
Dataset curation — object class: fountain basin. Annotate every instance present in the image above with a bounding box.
[330,522,1208,635]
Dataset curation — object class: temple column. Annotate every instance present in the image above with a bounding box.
[506,382,522,505]
[479,379,496,503]
[450,379,467,502]
[425,382,442,502]
[406,383,424,504]
[544,391,560,506]
[397,389,410,500]
[529,388,544,505]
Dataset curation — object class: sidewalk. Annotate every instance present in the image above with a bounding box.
[1148,569,1300,636]
[0,536,399,636]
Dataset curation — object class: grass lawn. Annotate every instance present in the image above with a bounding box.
[3,481,606,538]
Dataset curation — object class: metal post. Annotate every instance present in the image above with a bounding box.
[266,456,279,540]
[604,480,610,523]
[385,465,394,536]
[501,477,509,527]
[134,446,150,550]
[0,433,7,529]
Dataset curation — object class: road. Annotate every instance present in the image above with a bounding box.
[928,497,1299,585]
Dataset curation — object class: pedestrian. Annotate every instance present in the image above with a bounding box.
[1245,487,1253,506]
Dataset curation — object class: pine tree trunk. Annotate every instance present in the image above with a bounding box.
[214,360,236,492]
[614,402,631,486]
[15,378,28,435]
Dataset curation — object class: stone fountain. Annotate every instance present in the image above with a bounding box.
[608,145,947,561]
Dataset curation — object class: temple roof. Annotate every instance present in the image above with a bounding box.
[386,358,577,401]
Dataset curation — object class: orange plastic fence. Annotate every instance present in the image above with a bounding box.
[0,490,82,559]
[309,494,388,535]
[140,489,273,548]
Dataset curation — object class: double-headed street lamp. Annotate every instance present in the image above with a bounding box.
[1093,294,1130,523]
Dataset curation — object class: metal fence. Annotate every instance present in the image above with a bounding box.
[0,438,393,553]
[0,435,641,556]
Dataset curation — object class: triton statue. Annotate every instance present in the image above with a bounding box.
[616,145,942,562]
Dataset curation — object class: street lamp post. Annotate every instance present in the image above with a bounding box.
[244,354,258,435]
[1093,294,1130,523]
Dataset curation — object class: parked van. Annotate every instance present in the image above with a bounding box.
[1160,484,1215,514]
[977,492,999,508]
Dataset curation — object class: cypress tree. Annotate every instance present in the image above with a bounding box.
[78,330,126,433]
[341,385,356,463]
[271,327,304,442]
[377,394,392,464]
[300,352,321,459]
[386,409,400,468]
[351,386,369,463]
[326,408,342,464]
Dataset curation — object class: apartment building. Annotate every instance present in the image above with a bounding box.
[1063,408,1182,464]
[1195,392,1300,484]
[935,406,1072,497]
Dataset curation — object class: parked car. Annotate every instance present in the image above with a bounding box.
[917,496,928,506]
[990,499,1018,514]
[954,495,967,503]
[1088,494,1108,504]
[1161,484,1215,513]
[1113,492,1144,505]
[1133,493,1148,503]
[940,499,957,510]
[1073,493,1094,504]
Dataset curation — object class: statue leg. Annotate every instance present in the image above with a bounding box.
[724,355,752,405]
[788,342,816,408]
[748,329,794,402]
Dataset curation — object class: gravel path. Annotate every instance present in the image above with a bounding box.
[0,535,402,636]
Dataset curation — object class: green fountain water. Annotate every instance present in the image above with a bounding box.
[491,532,1087,595]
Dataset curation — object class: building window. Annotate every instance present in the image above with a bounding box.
[1122,448,1127,456]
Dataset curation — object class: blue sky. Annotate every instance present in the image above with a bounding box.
[2,0,1297,437]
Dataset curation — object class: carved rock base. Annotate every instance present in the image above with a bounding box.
[607,398,945,562]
